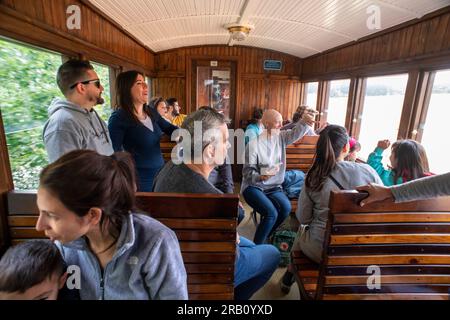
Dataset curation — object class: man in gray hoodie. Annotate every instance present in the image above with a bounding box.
[43,60,113,162]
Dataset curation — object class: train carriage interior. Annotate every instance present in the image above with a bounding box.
[1,0,450,302]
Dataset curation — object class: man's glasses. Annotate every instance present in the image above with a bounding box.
[70,79,101,90]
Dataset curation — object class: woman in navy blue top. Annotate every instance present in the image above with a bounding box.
[108,71,178,191]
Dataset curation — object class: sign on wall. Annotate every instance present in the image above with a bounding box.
[263,60,282,71]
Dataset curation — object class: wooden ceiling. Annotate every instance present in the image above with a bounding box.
[88,0,450,57]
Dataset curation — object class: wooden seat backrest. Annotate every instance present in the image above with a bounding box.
[285,135,318,172]
[318,190,450,300]
[6,191,239,300]
[160,135,177,163]
[286,135,318,213]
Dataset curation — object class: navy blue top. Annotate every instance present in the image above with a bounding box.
[108,105,178,191]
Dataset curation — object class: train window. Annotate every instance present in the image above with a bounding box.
[91,61,112,121]
[305,82,318,109]
[420,69,450,174]
[358,74,408,161]
[326,79,350,127]
[0,38,62,190]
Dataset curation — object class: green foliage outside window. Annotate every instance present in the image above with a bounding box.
[0,38,112,190]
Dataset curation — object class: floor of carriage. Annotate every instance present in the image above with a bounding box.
[237,197,300,300]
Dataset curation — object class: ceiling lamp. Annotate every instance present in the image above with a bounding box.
[225,23,254,41]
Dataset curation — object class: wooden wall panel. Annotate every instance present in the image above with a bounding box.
[0,0,154,72]
[302,9,450,80]
[153,45,302,128]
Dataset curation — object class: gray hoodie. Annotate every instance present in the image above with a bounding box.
[43,98,113,162]
[57,213,188,300]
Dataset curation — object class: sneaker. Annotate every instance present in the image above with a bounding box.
[280,270,295,294]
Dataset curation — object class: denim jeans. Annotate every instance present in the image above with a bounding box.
[243,186,291,244]
[234,236,280,300]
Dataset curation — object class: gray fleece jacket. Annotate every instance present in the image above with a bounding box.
[57,213,188,300]
[43,98,113,162]
[295,161,382,263]
[241,120,315,193]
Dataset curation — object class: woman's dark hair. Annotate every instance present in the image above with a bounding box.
[305,125,349,192]
[114,70,148,123]
[391,140,430,183]
[39,150,137,239]
[248,108,264,125]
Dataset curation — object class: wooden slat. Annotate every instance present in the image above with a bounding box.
[182,252,235,264]
[331,223,450,235]
[175,230,235,241]
[334,212,450,224]
[187,274,233,284]
[189,293,234,300]
[330,193,450,214]
[322,293,448,300]
[325,275,450,285]
[179,242,235,252]
[327,255,450,266]
[9,227,44,239]
[187,284,233,294]
[328,244,450,256]
[136,193,239,219]
[158,218,236,230]
[8,215,38,226]
[330,234,450,245]
[326,265,450,276]
[185,264,234,274]
[323,284,450,294]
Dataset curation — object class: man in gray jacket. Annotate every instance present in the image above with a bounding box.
[43,60,113,162]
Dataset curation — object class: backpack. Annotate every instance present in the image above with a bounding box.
[270,229,297,267]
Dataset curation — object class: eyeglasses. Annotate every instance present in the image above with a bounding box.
[70,79,101,90]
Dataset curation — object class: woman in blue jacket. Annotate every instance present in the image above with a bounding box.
[35,150,188,300]
[108,71,178,191]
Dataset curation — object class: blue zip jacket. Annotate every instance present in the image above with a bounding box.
[57,213,188,300]
[367,147,402,186]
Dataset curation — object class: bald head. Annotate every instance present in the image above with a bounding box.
[262,109,283,132]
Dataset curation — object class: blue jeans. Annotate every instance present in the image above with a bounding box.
[243,186,291,244]
[234,237,280,300]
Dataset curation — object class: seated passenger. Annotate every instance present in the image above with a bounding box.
[0,240,66,300]
[108,73,178,192]
[166,97,187,127]
[244,108,264,145]
[280,125,382,293]
[367,139,433,186]
[153,107,280,300]
[241,109,315,244]
[36,150,187,300]
[344,137,361,162]
[208,160,245,224]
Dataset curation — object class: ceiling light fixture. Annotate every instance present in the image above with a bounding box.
[224,23,254,41]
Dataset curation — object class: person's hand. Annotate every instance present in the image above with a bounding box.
[236,232,241,244]
[377,139,390,150]
[260,175,271,181]
[238,201,244,209]
[356,183,394,206]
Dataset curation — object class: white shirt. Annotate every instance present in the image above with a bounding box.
[140,116,154,132]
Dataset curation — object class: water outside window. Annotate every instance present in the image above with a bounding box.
[421,70,450,174]
[358,74,408,164]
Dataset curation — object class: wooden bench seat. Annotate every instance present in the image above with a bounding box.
[6,191,239,300]
[291,190,450,300]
